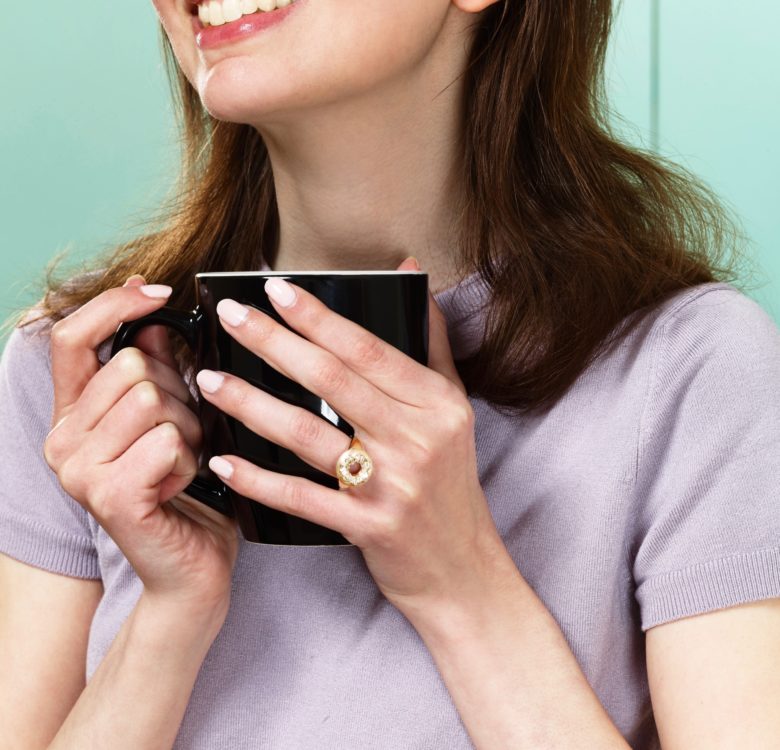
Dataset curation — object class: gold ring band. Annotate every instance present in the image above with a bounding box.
[336,436,373,489]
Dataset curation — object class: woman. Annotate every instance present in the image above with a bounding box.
[1,0,778,747]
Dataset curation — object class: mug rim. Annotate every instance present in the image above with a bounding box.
[195,270,427,278]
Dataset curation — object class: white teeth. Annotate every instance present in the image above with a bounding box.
[208,0,225,25]
[197,0,297,26]
[222,0,242,22]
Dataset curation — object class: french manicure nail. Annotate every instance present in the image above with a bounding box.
[139,284,172,298]
[217,298,249,326]
[265,277,297,308]
[209,456,234,480]
[196,369,224,394]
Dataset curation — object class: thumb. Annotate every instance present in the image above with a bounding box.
[397,257,466,395]
[122,275,179,371]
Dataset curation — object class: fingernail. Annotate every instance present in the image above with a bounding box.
[139,284,172,298]
[265,278,297,308]
[196,369,224,394]
[216,298,249,327]
[408,257,420,270]
[209,456,234,480]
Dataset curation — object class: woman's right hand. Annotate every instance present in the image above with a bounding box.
[43,276,238,623]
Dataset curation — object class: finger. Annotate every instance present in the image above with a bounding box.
[123,276,180,371]
[214,299,399,429]
[123,275,147,286]
[207,454,372,539]
[111,421,199,507]
[395,256,419,272]
[87,380,202,464]
[133,325,179,371]
[195,369,352,475]
[250,269,444,407]
[50,283,173,419]
[65,347,193,435]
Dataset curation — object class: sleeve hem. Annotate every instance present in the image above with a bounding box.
[637,546,780,631]
[0,515,101,580]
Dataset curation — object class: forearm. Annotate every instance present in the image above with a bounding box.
[48,592,225,750]
[403,548,629,750]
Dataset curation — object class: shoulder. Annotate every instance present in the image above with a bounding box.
[653,281,779,353]
[631,281,780,405]
[633,280,780,488]
[2,266,112,374]
[2,314,56,379]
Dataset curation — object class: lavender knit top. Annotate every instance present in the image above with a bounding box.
[1,265,779,749]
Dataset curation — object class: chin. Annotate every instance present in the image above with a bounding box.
[197,56,326,125]
[197,58,281,122]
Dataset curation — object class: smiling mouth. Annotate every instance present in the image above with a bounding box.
[191,0,297,27]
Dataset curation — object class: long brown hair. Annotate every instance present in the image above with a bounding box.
[13,0,752,415]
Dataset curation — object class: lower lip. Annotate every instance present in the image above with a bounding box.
[192,2,301,50]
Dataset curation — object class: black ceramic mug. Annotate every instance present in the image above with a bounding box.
[110,270,429,546]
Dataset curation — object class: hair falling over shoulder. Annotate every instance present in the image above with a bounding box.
[16,0,753,415]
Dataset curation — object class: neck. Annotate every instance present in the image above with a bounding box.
[256,39,469,295]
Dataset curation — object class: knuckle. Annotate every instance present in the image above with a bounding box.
[57,457,83,499]
[131,380,165,412]
[289,409,324,447]
[92,487,120,524]
[157,421,183,449]
[350,334,386,368]
[248,316,275,344]
[232,382,252,413]
[43,428,66,470]
[408,435,437,467]
[297,304,320,330]
[283,477,310,512]
[113,347,150,381]
[444,402,475,435]
[392,475,421,506]
[42,438,56,470]
[367,512,402,547]
[310,356,348,396]
[49,320,73,351]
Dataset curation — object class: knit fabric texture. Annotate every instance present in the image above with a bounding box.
[1,265,779,749]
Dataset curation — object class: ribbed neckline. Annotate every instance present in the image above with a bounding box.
[431,269,490,325]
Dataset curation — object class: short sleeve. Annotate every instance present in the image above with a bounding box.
[633,285,780,630]
[0,316,100,579]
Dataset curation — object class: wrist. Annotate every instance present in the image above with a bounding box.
[396,532,526,646]
[136,589,229,648]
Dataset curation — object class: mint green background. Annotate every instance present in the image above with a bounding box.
[1,2,778,349]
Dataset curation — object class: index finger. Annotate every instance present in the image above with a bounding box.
[49,284,173,419]
[259,280,442,406]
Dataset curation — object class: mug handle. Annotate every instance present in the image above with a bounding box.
[110,307,233,517]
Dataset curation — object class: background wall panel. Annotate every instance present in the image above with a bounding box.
[606,0,654,148]
[0,2,176,340]
[657,0,780,318]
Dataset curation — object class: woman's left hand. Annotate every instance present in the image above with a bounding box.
[196,258,506,619]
